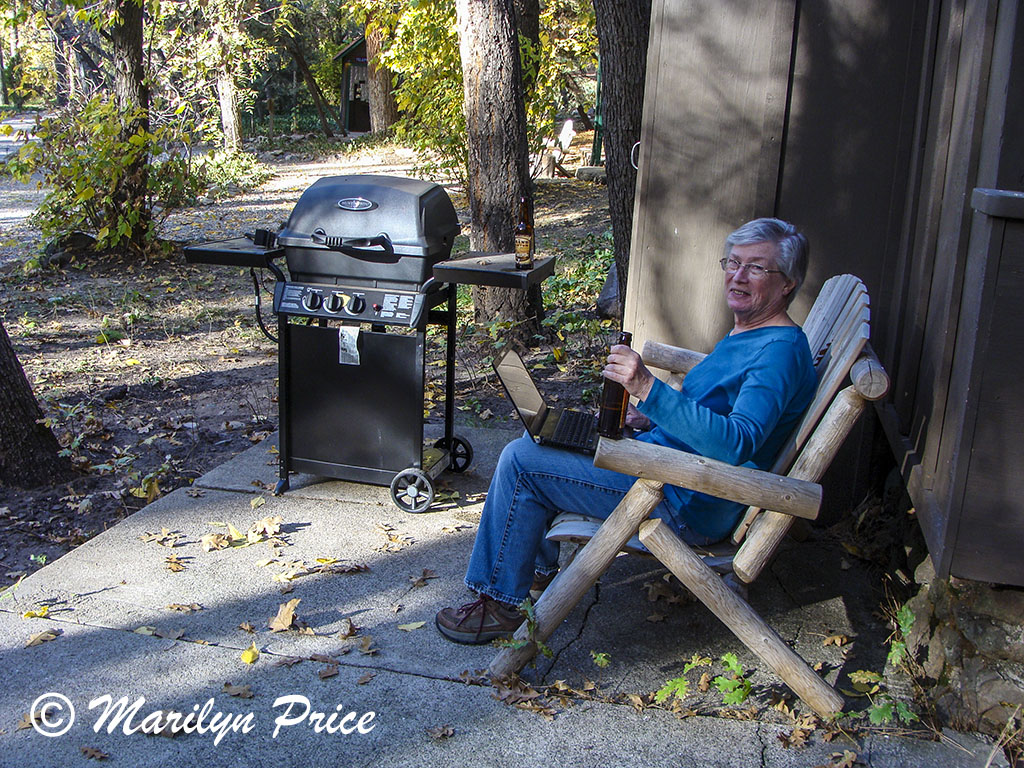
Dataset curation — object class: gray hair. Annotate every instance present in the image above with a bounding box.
[724,218,809,304]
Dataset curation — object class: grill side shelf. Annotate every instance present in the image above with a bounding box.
[433,252,555,289]
[184,237,285,268]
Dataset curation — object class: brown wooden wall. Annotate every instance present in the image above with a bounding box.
[626,0,1024,584]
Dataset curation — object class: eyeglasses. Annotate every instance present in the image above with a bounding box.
[719,257,783,280]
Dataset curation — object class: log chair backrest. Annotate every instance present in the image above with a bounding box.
[730,274,870,544]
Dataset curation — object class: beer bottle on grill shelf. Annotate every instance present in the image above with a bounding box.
[514,195,534,270]
[597,331,633,439]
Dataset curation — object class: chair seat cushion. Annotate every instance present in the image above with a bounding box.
[545,512,739,573]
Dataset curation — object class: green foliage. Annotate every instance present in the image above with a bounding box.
[845,602,920,727]
[590,650,610,668]
[354,0,597,182]
[713,652,752,706]
[682,653,713,674]
[7,97,202,255]
[494,597,553,659]
[195,150,274,197]
[654,676,689,704]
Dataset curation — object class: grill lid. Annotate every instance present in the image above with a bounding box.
[277,175,460,258]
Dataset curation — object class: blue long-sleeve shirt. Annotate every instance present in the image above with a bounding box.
[635,325,816,542]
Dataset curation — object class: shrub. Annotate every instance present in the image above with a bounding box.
[7,97,203,256]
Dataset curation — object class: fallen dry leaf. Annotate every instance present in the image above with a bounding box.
[153,627,185,641]
[338,617,359,638]
[823,634,850,647]
[426,725,454,739]
[646,612,666,623]
[357,672,376,685]
[274,657,304,668]
[21,605,49,619]
[167,603,202,613]
[16,712,38,730]
[269,598,301,633]
[397,621,426,632]
[241,642,260,664]
[238,622,255,633]
[698,672,711,692]
[200,532,230,552]
[358,636,379,656]
[409,569,438,588]
[140,528,183,547]
[165,555,186,572]
[26,628,60,647]
[81,746,109,760]
[223,683,254,699]
[318,665,339,680]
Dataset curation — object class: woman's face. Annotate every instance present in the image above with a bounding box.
[723,241,795,328]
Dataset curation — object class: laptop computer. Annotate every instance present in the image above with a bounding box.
[493,349,599,454]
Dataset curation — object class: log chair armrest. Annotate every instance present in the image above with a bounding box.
[593,437,822,520]
[642,340,707,375]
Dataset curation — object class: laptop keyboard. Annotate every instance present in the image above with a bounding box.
[551,409,595,447]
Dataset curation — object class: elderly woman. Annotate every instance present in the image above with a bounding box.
[436,218,816,644]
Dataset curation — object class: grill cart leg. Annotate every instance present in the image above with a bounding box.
[275,310,291,496]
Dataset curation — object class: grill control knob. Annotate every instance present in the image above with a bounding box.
[346,296,366,315]
[324,293,347,313]
[302,291,323,312]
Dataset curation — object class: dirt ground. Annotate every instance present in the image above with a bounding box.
[0,148,611,585]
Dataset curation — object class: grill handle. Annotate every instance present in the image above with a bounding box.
[311,229,396,259]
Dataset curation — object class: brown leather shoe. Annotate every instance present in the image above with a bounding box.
[529,570,557,601]
[435,595,524,644]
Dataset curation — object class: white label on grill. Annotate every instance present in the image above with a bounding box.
[338,325,360,365]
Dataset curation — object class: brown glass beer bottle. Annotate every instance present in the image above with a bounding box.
[514,196,534,270]
[597,331,633,438]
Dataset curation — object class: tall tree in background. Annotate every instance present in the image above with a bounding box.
[364,15,398,133]
[455,0,541,343]
[110,0,150,252]
[0,321,72,488]
[592,0,651,315]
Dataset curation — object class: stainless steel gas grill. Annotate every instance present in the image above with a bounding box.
[185,175,472,513]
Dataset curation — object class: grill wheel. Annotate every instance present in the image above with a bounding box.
[390,468,435,513]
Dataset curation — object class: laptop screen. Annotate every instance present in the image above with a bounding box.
[493,350,547,435]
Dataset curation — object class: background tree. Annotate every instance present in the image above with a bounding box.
[364,12,398,133]
[0,321,71,488]
[592,0,651,314]
[455,0,541,343]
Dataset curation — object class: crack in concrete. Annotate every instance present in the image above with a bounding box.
[539,581,601,685]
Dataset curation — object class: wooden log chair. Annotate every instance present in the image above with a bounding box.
[488,275,890,719]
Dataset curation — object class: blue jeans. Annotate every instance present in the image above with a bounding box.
[464,434,713,606]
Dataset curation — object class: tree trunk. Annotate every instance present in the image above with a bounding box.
[217,69,242,152]
[285,36,336,138]
[456,0,542,344]
[0,43,7,106]
[0,321,72,488]
[592,0,651,315]
[110,0,150,252]
[512,0,540,99]
[365,19,399,134]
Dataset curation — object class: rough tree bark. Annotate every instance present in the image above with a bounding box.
[456,0,542,344]
[110,0,150,252]
[593,0,651,314]
[217,69,242,152]
[0,321,72,488]
[365,19,399,134]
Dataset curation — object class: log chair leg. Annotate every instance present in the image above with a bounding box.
[639,518,844,719]
[488,479,665,678]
